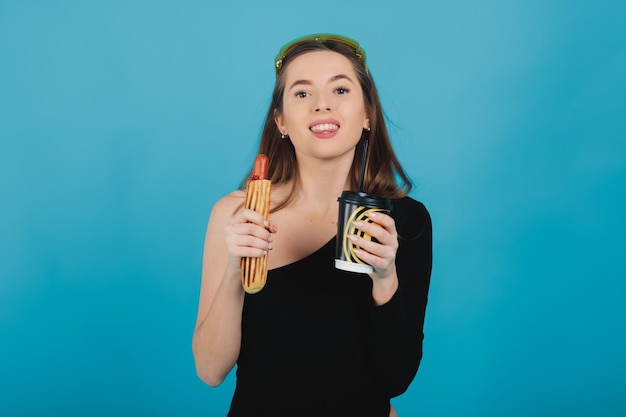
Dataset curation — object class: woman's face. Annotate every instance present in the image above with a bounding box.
[275,50,370,162]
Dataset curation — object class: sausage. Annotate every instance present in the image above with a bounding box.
[252,154,269,180]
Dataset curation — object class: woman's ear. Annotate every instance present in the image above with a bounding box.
[363,109,371,131]
[274,109,287,135]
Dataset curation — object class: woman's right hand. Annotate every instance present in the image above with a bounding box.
[224,208,275,270]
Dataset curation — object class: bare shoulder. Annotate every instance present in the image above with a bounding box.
[211,190,246,218]
[202,191,244,262]
[211,190,246,217]
[204,190,246,235]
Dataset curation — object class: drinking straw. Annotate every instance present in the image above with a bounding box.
[357,139,369,193]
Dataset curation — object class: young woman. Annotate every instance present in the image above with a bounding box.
[192,34,432,417]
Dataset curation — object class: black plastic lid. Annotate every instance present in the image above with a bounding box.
[337,191,392,210]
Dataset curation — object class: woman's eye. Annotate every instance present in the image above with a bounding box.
[295,91,309,98]
[335,87,350,95]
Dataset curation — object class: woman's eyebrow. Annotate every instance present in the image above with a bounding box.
[329,74,354,83]
[288,74,355,91]
[288,79,312,90]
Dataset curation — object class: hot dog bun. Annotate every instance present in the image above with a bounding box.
[241,155,271,294]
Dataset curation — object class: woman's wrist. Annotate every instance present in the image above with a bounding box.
[371,272,399,306]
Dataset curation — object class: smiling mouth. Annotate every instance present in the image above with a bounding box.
[310,123,340,133]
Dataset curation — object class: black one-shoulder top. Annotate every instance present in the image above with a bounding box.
[228,197,432,417]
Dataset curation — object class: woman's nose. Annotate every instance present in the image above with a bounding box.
[314,93,331,112]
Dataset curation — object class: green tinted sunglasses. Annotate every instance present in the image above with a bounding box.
[274,34,367,78]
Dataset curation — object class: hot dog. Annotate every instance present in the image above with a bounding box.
[241,154,271,294]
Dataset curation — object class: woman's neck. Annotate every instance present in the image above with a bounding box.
[292,156,352,214]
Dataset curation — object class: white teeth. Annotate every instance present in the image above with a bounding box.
[310,123,339,132]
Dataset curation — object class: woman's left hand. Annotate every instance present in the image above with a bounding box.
[350,211,399,305]
[349,211,399,280]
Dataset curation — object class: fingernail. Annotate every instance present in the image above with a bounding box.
[353,221,363,227]
[369,212,377,218]
[262,250,268,255]
[263,220,269,227]
[268,236,273,242]
[268,244,273,250]
[349,235,357,242]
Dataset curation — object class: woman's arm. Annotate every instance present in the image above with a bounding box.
[191,193,274,386]
[350,199,433,397]
[371,199,432,396]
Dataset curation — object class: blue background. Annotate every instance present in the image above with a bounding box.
[1,1,625,416]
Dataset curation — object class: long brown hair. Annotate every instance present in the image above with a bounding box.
[241,38,412,212]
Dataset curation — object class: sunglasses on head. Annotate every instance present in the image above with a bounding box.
[274,34,367,78]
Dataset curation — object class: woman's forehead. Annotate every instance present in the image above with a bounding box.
[284,50,357,82]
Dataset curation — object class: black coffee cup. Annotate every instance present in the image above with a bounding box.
[335,191,392,273]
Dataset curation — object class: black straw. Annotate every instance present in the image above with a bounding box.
[357,138,369,193]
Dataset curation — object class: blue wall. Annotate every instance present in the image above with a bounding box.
[1,1,624,416]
